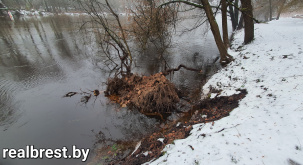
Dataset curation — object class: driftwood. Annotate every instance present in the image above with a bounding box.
[162,64,202,76]
[63,89,101,105]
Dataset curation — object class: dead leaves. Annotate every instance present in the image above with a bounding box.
[105,73,180,115]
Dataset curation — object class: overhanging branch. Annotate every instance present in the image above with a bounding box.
[159,0,204,9]
[162,64,202,76]
[159,0,219,9]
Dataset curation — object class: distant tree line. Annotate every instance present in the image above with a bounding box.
[254,0,303,21]
[0,0,132,12]
[1,0,73,12]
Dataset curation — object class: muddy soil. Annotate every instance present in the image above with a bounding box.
[99,89,247,165]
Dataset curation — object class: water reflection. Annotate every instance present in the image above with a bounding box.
[0,14,220,165]
[0,16,159,165]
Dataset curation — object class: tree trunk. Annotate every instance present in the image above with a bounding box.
[105,0,132,75]
[240,0,254,44]
[221,0,229,48]
[234,0,239,25]
[237,14,244,30]
[200,0,232,65]
[44,0,50,12]
[228,3,237,31]
[277,0,286,20]
[269,0,272,21]
[228,0,240,31]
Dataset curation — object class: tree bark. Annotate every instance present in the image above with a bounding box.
[228,4,236,31]
[228,0,240,31]
[234,0,239,25]
[221,0,229,48]
[269,0,272,21]
[200,0,232,65]
[240,0,254,44]
[237,14,244,30]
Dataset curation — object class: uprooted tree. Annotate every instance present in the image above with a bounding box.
[74,0,255,116]
[75,0,257,116]
[76,0,201,116]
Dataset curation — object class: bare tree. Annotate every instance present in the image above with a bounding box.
[240,0,254,44]
[160,0,233,65]
[228,0,241,30]
[269,0,273,20]
[200,0,232,64]
[279,0,303,14]
[276,0,287,20]
[254,0,302,21]
[131,0,177,57]
[77,0,133,76]
[221,0,229,48]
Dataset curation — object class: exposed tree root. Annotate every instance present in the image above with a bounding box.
[105,73,180,115]
[162,64,202,76]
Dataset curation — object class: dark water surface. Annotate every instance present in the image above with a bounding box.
[0,15,219,165]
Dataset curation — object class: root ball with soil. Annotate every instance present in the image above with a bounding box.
[105,73,180,115]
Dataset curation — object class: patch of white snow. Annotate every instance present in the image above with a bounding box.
[149,18,303,165]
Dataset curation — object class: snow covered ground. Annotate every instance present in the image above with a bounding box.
[148,18,303,165]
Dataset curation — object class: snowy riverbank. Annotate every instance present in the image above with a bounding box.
[148,18,303,165]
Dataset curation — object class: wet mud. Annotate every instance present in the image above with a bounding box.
[95,89,247,165]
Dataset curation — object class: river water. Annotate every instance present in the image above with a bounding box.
[0,14,220,165]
